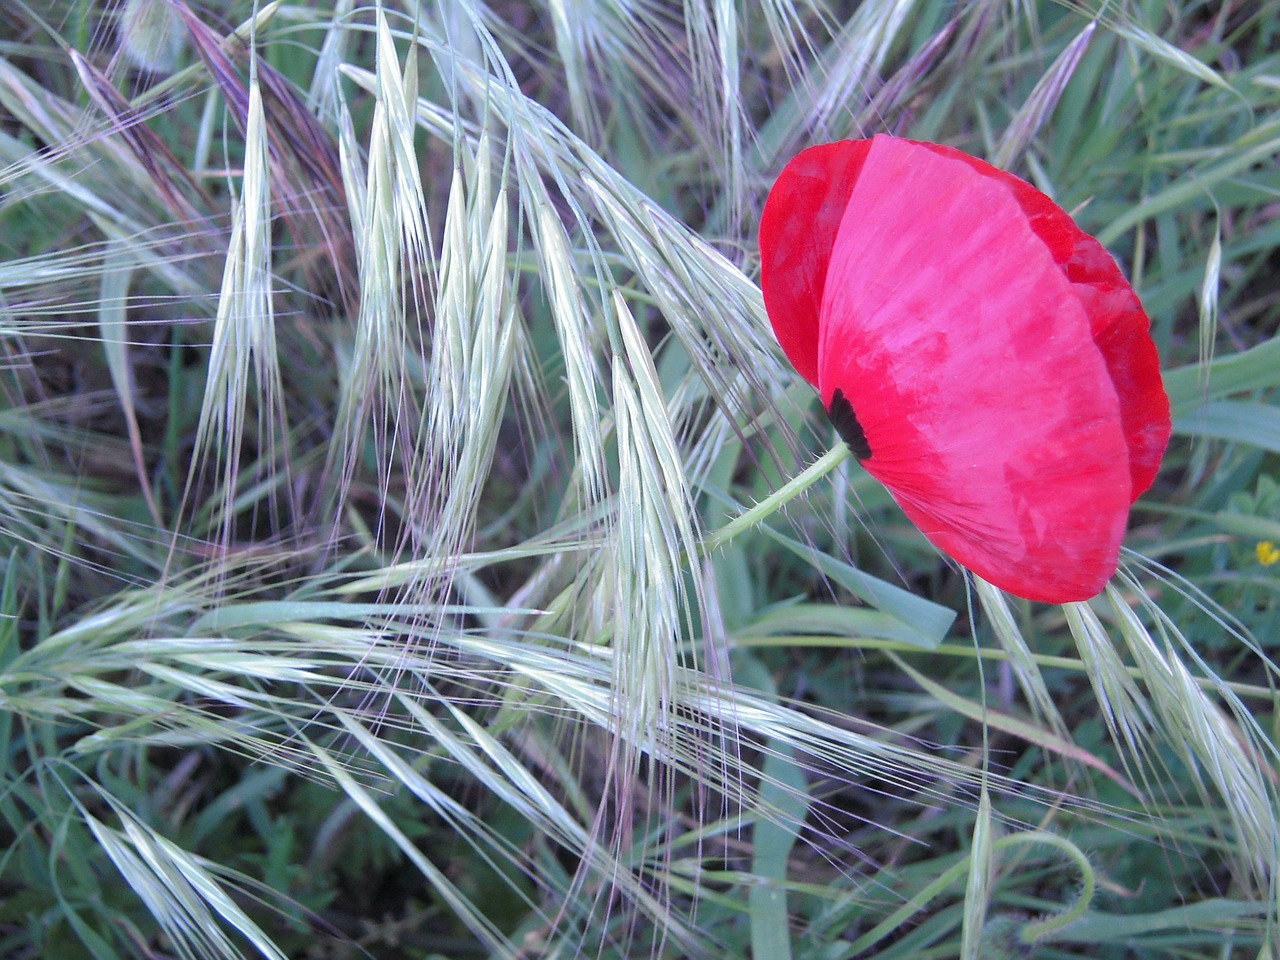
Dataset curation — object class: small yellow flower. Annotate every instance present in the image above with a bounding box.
[1257,541,1280,567]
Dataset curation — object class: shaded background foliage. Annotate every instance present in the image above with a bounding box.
[0,0,1278,958]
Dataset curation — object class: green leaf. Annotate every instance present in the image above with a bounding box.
[1174,401,1280,453]
[758,524,956,649]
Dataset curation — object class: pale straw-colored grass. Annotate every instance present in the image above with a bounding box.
[1,1,1278,958]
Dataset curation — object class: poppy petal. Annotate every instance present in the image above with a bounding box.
[759,140,871,386]
[760,134,1170,603]
[938,145,1170,500]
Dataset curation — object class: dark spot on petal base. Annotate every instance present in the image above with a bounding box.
[828,388,871,460]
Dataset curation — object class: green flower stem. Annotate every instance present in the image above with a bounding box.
[701,444,851,555]
[1006,831,1095,943]
[845,829,1095,956]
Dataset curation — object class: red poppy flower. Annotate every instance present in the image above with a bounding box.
[759,135,1170,603]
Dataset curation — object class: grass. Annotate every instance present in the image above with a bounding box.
[0,0,1278,957]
